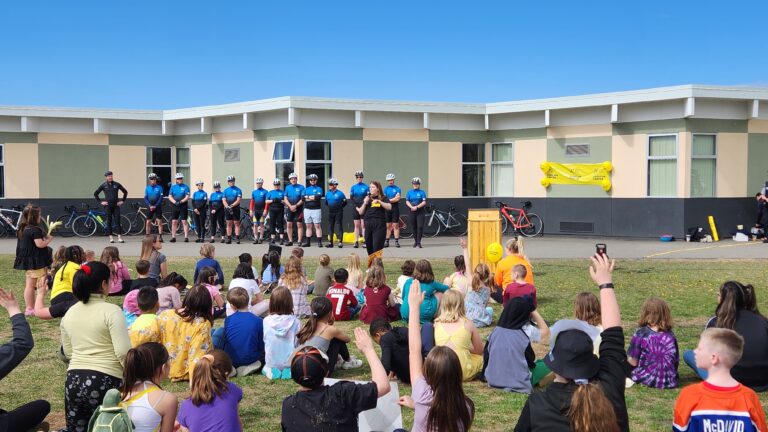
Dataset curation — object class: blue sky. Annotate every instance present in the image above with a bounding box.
[1,1,766,109]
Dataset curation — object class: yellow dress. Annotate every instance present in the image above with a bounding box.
[434,319,484,381]
[129,313,161,347]
[157,309,212,381]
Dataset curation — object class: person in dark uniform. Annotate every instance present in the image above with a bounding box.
[144,173,165,239]
[191,180,208,243]
[383,173,402,248]
[405,177,427,248]
[209,181,226,243]
[93,170,128,243]
[283,173,305,247]
[303,173,324,247]
[357,180,391,259]
[168,173,191,243]
[325,178,347,248]
[223,175,243,244]
[350,170,370,249]
[249,178,268,244]
[265,178,286,245]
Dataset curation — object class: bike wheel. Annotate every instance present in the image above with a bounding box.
[448,213,468,236]
[500,216,509,235]
[118,215,132,235]
[54,214,76,237]
[398,216,413,239]
[0,220,9,238]
[423,213,441,238]
[72,215,97,237]
[240,215,255,240]
[124,212,143,235]
[520,213,543,237]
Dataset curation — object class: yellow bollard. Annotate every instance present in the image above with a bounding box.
[708,215,719,242]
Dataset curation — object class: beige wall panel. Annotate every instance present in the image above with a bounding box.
[611,135,647,198]
[513,138,547,197]
[254,141,274,181]
[748,120,768,134]
[109,146,145,198]
[212,131,254,144]
[547,124,611,139]
[333,140,363,192]
[5,143,39,198]
[716,133,748,197]
[363,128,429,142]
[38,133,108,145]
[428,141,462,198]
[678,132,690,198]
[295,139,305,179]
[190,144,213,190]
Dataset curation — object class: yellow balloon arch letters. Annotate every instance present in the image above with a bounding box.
[540,161,613,191]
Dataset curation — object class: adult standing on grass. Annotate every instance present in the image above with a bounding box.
[93,170,128,243]
[223,175,242,244]
[13,204,53,316]
[191,180,208,243]
[144,173,165,238]
[0,288,51,432]
[302,173,324,247]
[60,261,131,432]
[350,170,369,249]
[494,237,534,289]
[384,173,402,248]
[283,172,305,247]
[405,177,427,248]
[168,173,191,243]
[357,180,391,262]
[324,178,346,248]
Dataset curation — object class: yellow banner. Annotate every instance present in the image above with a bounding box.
[540,161,613,191]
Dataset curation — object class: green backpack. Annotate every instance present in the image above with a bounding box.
[87,388,134,432]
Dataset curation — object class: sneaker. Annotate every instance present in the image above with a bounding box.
[226,237,232,244]
[253,240,258,244]
[625,378,635,388]
[353,242,359,249]
[418,243,423,248]
[117,237,124,243]
[262,367,282,380]
[236,238,240,244]
[326,243,334,248]
[109,238,115,243]
[196,238,202,243]
[270,239,276,245]
[395,240,401,248]
[301,239,310,247]
[184,237,189,243]
[220,238,226,243]
[413,243,418,248]
[170,237,176,243]
[210,238,215,243]
[285,241,293,246]
[338,243,343,248]
[230,366,237,378]
[236,361,262,377]
[280,368,292,380]
[341,357,363,370]
[384,240,390,248]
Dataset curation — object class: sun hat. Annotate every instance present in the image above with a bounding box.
[544,323,600,381]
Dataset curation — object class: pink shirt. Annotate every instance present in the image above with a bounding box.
[156,286,182,313]
[108,261,131,294]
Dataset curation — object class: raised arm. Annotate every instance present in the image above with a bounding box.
[407,279,424,383]
[589,254,620,328]
[354,327,391,397]
[0,289,33,380]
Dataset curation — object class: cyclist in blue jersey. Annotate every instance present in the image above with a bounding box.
[191,180,208,243]
[405,177,428,248]
[264,178,286,245]
[324,178,347,248]
[282,172,305,246]
[168,172,191,243]
[249,178,269,244]
[209,181,226,243]
[383,173,402,248]
[350,170,370,248]
[144,173,165,239]
[302,173,324,247]
[223,175,243,244]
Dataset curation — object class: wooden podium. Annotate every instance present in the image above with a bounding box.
[467,209,502,273]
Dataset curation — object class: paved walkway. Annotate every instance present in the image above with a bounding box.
[2,234,765,260]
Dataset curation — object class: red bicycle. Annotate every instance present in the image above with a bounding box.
[495,201,543,237]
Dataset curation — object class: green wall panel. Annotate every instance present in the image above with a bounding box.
[299,127,362,141]
[109,135,175,147]
[747,134,768,194]
[546,136,612,198]
[488,128,547,141]
[253,127,299,141]
[39,144,109,198]
[212,142,254,186]
[612,119,686,136]
[0,132,37,143]
[363,141,428,194]
[429,130,487,143]
[687,119,747,134]
[174,134,212,146]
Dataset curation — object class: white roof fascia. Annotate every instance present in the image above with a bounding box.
[0,106,161,121]
[161,96,291,120]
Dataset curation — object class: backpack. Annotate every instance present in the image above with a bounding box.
[687,226,705,242]
[87,388,134,432]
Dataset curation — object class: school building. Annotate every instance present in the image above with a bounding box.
[1,84,767,238]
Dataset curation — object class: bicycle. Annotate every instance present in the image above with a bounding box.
[396,215,414,239]
[495,200,543,237]
[53,204,89,237]
[0,205,24,238]
[71,204,132,238]
[124,202,170,236]
[423,205,468,237]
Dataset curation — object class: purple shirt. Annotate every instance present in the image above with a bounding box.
[627,326,679,388]
[411,376,471,432]
[178,381,242,432]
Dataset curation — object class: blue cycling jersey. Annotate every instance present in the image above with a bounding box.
[144,184,164,206]
[192,190,208,202]
[303,185,323,209]
[209,191,224,207]
[284,184,305,205]
[251,187,268,205]
[384,185,402,200]
[266,189,285,209]
[223,186,242,205]
[325,189,347,209]
[350,182,370,203]
[169,184,190,202]
[406,189,427,207]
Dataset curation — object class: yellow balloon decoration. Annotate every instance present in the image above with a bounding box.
[540,162,551,173]
[486,242,503,263]
[540,178,551,188]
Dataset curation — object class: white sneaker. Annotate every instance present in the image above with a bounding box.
[341,357,363,370]
[236,361,262,377]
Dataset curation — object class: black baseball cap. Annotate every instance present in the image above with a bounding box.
[291,347,328,389]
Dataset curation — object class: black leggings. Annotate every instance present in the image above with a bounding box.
[268,207,285,237]
[0,399,50,432]
[65,369,122,432]
[411,208,425,245]
[211,207,225,238]
[105,204,122,235]
[193,207,207,239]
[364,218,386,255]
[326,338,351,376]
[327,211,343,243]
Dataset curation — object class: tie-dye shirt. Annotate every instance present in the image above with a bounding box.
[627,326,679,388]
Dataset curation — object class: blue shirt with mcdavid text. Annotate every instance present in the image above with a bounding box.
[284,184,305,205]
[144,184,164,207]
[303,185,323,209]
[325,189,347,209]
[406,189,427,207]
[169,184,190,202]
[350,182,370,203]
[223,186,242,205]
[384,185,402,200]
[251,188,268,206]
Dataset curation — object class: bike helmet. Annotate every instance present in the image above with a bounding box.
[412,177,421,184]
[273,178,282,185]
[147,173,158,180]
[288,172,298,180]
[385,173,396,181]
[227,175,235,182]
[354,170,364,178]
[328,178,339,186]
[213,181,221,188]
[307,173,318,181]
[175,172,184,179]
[195,180,204,186]
[255,177,264,184]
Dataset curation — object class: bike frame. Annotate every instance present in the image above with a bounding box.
[499,205,532,230]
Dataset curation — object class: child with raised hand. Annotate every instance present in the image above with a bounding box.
[129,287,162,347]
[514,254,629,432]
[34,245,84,320]
[262,287,301,380]
[297,297,363,376]
[119,342,178,432]
[101,246,132,296]
[177,350,243,432]
[281,328,391,431]
[627,297,679,389]
[399,279,475,432]
[370,318,432,384]
[193,244,224,287]
[673,328,767,432]
[360,265,400,324]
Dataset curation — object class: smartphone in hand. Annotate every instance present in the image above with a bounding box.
[596,243,607,257]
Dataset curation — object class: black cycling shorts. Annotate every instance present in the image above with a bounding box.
[225,206,241,221]
[251,211,264,224]
[386,204,400,223]
[171,205,189,221]
[285,207,303,223]
[147,204,163,221]
[352,201,365,220]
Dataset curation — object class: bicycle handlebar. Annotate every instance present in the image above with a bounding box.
[495,201,505,208]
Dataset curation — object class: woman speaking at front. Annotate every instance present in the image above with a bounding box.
[357,180,391,260]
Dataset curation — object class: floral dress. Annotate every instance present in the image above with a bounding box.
[157,309,212,381]
[465,286,493,327]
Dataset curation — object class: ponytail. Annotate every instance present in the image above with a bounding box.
[568,382,619,432]
[471,263,490,292]
[190,351,231,406]
[297,297,332,344]
[72,261,111,304]
[119,342,169,400]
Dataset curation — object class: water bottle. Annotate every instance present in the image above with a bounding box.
[95,215,104,224]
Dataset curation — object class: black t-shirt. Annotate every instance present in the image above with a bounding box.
[514,327,629,432]
[380,327,411,384]
[362,196,389,222]
[281,381,378,432]
[13,226,51,270]
[706,310,768,391]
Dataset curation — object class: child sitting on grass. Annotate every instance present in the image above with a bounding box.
[361,265,400,324]
[465,262,494,328]
[193,244,224,287]
[214,287,264,377]
[310,254,334,297]
[101,246,132,296]
[627,297,679,389]
[326,268,360,321]
[673,328,767,432]
[129,259,159,291]
[502,264,537,307]
[195,267,226,319]
[392,259,415,306]
[370,318,432,384]
[433,289,484,381]
[262,287,300,380]
[157,285,213,382]
[574,291,602,355]
[33,245,84,320]
[297,297,363,376]
[119,342,178,432]
[129,287,161,347]
[178,350,243,432]
[124,273,187,326]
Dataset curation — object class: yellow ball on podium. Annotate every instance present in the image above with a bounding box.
[486,242,503,263]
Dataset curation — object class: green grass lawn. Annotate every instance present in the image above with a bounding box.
[1,255,767,431]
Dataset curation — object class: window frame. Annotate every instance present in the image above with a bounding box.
[273,140,296,186]
[461,142,486,197]
[0,143,5,199]
[146,146,190,196]
[490,142,514,196]
[175,147,191,180]
[646,133,679,198]
[690,133,717,198]
[304,140,333,187]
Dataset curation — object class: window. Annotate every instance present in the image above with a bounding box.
[176,147,190,184]
[462,143,485,197]
[565,143,590,157]
[147,147,172,196]
[691,134,716,197]
[647,134,677,197]
[305,140,332,187]
[273,140,295,186]
[0,144,4,198]
[491,143,513,196]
